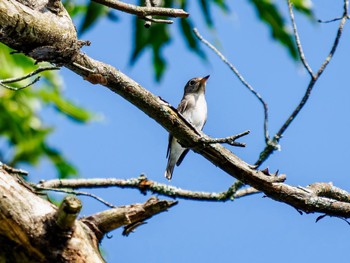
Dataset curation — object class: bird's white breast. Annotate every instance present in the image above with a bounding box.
[183,93,207,130]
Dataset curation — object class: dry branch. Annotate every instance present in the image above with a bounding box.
[193,28,270,144]
[256,0,349,166]
[0,169,104,262]
[0,168,178,261]
[91,0,188,19]
[82,197,177,240]
[38,175,277,201]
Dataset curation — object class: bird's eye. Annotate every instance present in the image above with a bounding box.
[189,80,196,86]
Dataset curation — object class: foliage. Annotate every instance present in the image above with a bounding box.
[0,44,94,178]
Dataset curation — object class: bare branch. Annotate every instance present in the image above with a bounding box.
[193,28,270,144]
[143,16,173,25]
[37,174,285,202]
[0,65,60,91]
[234,187,259,198]
[316,0,348,78]
[35,186,117,208]
[0,162,28,176]
[91,0,188,19]
[142,0,172,27]
[255,0,349,166]
[200,130,250,147]
[55,195,82,231]
[308,182,350,202]
[81,197,177,239]
[288,0,314,76]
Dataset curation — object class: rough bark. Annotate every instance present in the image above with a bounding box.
[0,168,176,262]
[0,169,104,262]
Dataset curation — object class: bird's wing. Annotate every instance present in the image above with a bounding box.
[166,96,193,158]
[176,149,190,166]
[166,134,172,158]
[177,97,191,114]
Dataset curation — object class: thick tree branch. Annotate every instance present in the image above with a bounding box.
[0,0,78,60]
[55,195,82,231]
[0,168,178,260]
[0,169,104,262]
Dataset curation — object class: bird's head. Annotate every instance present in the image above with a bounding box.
[184,75,210,95]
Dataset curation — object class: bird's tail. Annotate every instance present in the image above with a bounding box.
[164,159,175,180]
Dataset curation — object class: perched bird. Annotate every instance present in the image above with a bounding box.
[164,75,210,180]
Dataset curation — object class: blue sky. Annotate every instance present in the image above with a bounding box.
[28,1,350,262]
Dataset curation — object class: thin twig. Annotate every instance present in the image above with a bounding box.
[288,0,313,76]
[318,17,343,23]
[142,0,172,26]
[143,16,173,24]
[193,28,270,144]
[0,77,41,91]
[91,0,188,18]
[315,0,348,78]
[201,130,250,147]
[144,0,153,28]
[0,66,60,91]
[35,186,117,208]
[234,187,259,198]
[255,0,349,166]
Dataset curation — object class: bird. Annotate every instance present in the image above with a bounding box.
[164,75,210,180]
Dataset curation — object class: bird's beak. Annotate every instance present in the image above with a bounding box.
[200,75,210,85]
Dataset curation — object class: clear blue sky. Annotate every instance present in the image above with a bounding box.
[29,1,350,262]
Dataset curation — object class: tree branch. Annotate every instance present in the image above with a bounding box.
[0,65,60,91]
[288,0,313,76]
[193,28,270,144]
[62,51,350,217]
[38,175,276,201]
[55,195,82,231]
[255,0,349,166]
[81,197,177,239]
[0,169,105,262]
[200,130,250,147]
[36,186,117,208]
[91,0,188,19]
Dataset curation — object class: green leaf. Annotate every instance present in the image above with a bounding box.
[43,145,78,179]
[291,0,314,18]
[212,0,229,11]
[0,43,91,178]
[197,0,229,27]
[131,15,171,81]
[63,0,87,18]
[249,0,298,60]
[179,1,206,58]
[38,89,94,123]
[199,0,214,27]
[79,2,109,35]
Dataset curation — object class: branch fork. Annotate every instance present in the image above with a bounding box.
[199,130,250,147]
